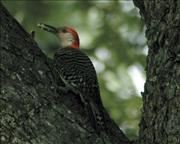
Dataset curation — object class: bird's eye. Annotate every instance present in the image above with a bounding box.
[62,29,66,33]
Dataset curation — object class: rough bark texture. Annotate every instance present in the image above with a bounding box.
[133,0,180,144]
[0,2,130,144]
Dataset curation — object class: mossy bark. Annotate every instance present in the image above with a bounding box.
[133,0,180,144]
[0,2,129,144]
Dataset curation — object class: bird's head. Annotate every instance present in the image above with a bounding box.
[37,23,79,49]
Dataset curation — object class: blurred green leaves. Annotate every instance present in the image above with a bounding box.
[3,0,146,139]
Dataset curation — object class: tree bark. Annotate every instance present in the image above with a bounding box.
[0,2,129,144]
[133,0,180,144]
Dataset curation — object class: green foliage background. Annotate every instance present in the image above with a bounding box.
[3,0,146,139]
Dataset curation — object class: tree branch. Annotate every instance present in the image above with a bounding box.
[0,2,130,144]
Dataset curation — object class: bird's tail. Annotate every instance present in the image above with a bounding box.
[79,92,105,134]
[86,101,105,134]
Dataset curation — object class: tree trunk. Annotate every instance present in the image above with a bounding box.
[0,2,129,144]
[133,0,180,144]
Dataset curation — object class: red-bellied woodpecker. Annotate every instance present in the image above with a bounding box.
[37,23,105,133]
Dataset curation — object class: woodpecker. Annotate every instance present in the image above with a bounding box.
[37,23,105,133]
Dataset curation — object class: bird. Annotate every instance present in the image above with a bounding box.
[37,23,105,134]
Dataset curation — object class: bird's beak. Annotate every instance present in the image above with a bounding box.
[37,23,58,34]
